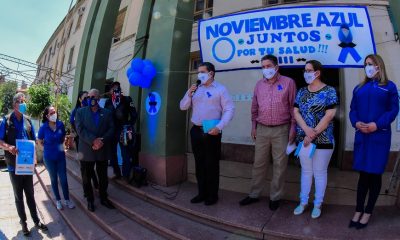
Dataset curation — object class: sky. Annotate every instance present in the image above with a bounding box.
[0,0,76,64]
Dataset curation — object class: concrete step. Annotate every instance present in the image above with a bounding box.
[36,165,165,240]
[36,166,111,240]
[65,159,257,240]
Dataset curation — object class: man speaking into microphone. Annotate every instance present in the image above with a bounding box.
[180,62,235,206]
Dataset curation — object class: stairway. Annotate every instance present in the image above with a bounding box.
[36,158,263,240]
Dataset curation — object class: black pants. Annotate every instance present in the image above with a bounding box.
[9,172,40,224]
[76,136,99,187]
[80,161,108,202]
[356,171,382,214]
[190,126,221,201]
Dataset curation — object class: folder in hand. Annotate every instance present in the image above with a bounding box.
[294,141,316,159]
[202,119,220,134]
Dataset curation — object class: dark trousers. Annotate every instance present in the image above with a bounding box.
[110,132,136,178]
[80,161,108,202]
[76,136,99,187]
[44,158,69,201]
[9,172,40,224]
[356,171,382,214]
[190,126,221,201]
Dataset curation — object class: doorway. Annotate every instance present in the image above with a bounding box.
[280,67,343,168]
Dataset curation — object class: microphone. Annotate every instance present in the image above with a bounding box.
[192,80,201,94]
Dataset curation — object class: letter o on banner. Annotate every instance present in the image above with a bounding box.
[212,37,236,64]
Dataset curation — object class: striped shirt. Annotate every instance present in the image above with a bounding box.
[180,80,235,130]
[251,74,296,132]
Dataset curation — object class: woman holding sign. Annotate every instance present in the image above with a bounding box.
[293,60,338,219]
[38,106,75,210]
[349,54,399,229]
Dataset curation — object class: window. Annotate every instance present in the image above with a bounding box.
[113,7,127,44]
[263,0,317,5]
[44,54,47,66]
[194,0,213,22]
[48,47,52,63]
[67,46,75,70]
[67,21,74,38]
[190,56,202,72]
[75,14,83,31]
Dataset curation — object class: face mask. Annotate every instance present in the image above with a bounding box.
[262,68,276,80]
[18,103,27,114]
[198,72,210,84]
[304,72,317,84]
[365,65,377,78]
[112,89,121,104]
[48,114,57,122]
[81,97,89,107]
[89,97,98,107]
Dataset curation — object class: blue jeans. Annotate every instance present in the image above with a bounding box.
[44,157,69,201]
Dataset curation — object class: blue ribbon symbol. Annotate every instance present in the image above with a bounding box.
[337,23,361,63]
[148,93,157,113]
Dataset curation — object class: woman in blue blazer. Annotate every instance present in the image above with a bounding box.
[349,54,399,229]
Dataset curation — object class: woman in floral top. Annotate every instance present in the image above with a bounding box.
[292,60,339,219]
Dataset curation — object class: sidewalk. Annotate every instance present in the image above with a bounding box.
[0,163,76,240]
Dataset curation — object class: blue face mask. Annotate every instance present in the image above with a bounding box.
[88,97,98,107]
[18,103,27,114]
[81,97,89,107]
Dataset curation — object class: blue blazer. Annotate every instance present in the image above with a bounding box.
[349,80,399,174]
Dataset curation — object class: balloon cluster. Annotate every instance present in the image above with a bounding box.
[126,58,157,88]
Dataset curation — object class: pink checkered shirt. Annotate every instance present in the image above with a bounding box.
[251,74,296,132]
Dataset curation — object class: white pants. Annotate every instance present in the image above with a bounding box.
[299,149,334,207]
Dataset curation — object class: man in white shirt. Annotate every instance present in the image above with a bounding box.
[180,62,235,206]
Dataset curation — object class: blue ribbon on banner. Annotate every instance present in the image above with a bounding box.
[337,23,361,63]
[148,93,157,113]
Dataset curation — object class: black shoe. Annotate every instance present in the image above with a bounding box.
[348,220,358,228]
[356,222,369,230]
[269,200,280,211]
[87,202,95,212]
[21,223,30,236]
[239,196,259,206]
[190,195,205,204]
[35,222,48,231]
[204,198,218,206]
[101,199,116,209]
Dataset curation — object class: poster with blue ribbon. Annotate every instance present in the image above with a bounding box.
[198,6,376,71]
[15,140,35,175]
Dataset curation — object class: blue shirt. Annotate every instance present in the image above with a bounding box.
[0,114,36,171]
[294,85,338,149]
[38,120,66,161]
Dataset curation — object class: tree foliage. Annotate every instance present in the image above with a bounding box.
[27,83,54,119]
[55,94,72,132]
[0,81,18,116]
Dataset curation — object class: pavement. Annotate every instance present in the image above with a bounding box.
[0,162,76,240]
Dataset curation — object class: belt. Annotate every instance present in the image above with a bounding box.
[259,123,289,128]
[192,125,203,130]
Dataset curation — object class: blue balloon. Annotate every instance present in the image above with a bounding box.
[130,58,144,73]
[141,76,152,89]
[142,59,153,66]
[126,68,134,79]
[128,72,143,86]
[142,64,157,80]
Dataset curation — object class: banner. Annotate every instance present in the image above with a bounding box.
[15,140,35,175]
[198,6,376,71]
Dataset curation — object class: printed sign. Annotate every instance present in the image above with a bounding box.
[145,92,161,116]
[15,140,35,175]
[199,6,376,71]
[397,90,400,132]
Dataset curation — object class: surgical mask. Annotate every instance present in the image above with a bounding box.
[365,65,377,78]
[262,68,276,80]
[112,89,121,104]
[304,72,317,84]
[88,97,98,107]
[81,97,89,107]
[18,103,27,114]
[198,72,210,84]
[48,114,57,122]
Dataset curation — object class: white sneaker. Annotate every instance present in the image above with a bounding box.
[293,204,307,215]
[311,206,321,219]
[56,200,63,210]
[64,200,75,209]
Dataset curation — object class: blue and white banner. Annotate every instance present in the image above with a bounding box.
[15,140,35,175]
[198,6,376,71]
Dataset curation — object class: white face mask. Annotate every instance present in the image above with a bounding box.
[304,72,317,84]
[365,65,378,78]
[48,114,57,122]
[262,67,277,80]
[198,72,210,84]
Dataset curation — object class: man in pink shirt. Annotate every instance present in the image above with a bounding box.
[239,55,296,210]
